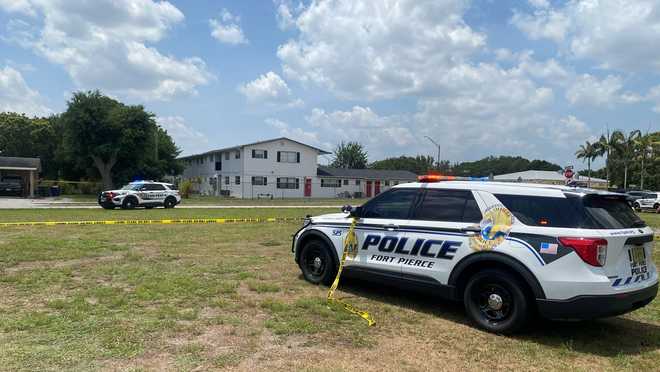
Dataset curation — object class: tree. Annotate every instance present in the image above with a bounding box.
[61,91,169,189]
[575,140,598,187]
[331,141,368,169]
[595,129,622,188]
[615,129,641,189]
[450,156,561,177]
[370,155,435,174]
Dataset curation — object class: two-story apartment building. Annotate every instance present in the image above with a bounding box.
[178,137,417,198]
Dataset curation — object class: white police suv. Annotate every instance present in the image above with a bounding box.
[98,181,181,210]
[292,177,658,333]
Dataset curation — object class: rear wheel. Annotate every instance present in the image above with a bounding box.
[299,240,337,285]
[633,202,641,211]
[463,269,530,334]
[121,197,138,210]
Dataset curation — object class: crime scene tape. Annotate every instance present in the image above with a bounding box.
[0,217,303,228]
[327,218,376,327]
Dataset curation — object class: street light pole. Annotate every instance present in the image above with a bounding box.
[424,136,441,170]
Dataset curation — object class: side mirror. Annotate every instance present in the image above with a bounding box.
[341,205,362,218]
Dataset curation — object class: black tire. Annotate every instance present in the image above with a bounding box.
[633,202,641,211]
[101,204,115,210]
[299,239,337,286]
[164,197,176,209]
[463,269,530,334]
[654,203,659,211]
[121,197,138,210]
[144,205,155,209]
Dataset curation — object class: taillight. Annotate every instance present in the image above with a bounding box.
[559,237,607,267]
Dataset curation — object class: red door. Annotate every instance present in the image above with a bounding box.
[366,181,372,198]
[304,178,312,197]
[375,180,381,195]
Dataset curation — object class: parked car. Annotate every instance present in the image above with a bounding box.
[98,181,181,210]
[293,179,657,333]
[634,192,660,211]
[0,176,23,196]
[626,190,653,207]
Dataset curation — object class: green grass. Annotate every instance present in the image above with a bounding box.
[0,208,658,370]
[50,194,369,206]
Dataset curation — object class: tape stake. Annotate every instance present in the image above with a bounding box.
[326,218,376,327]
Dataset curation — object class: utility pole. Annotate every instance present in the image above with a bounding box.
[424,136,441,170]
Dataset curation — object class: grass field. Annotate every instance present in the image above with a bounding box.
[0,208,659,371]
[52,195,370,206]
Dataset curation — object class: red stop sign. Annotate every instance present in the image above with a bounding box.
[564,169,574,179]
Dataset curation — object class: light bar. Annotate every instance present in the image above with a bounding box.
[418,174,489,183]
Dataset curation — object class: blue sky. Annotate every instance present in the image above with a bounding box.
[1,0,659,169]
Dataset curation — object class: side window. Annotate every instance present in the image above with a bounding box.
[413,189,482,223]
[148,184,166,191]
[361,189,419,219]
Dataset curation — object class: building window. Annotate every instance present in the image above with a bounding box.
[355,180,361,186]
[252,149,268,159]
[235,151,240,159]
[235,176,240,185]
[252,176,267,186]
[224,176,229,185]
[225,152,230,160]
[277,151,300,163]
[277,177,299,189]
[321,179,341,188]
[385,180,390,186]
[343,179,349,186]
[215,161,222,171]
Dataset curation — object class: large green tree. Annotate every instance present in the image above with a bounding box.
[370,155,435,175]
[61,91,180,189]
[450,156,561,177]
[331,141,368,169]
[575,140,598,187]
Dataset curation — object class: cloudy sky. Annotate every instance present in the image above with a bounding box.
[1,0,658,168]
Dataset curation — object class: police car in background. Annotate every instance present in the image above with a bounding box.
[292,177,658,333]
[98,181,180,210]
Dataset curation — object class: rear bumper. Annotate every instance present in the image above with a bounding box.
[537,282,658,320]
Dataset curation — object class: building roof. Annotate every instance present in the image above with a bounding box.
[317,166,418,180]
[0,156,41,171]
[493,170,607,183]
[179,137,331,159]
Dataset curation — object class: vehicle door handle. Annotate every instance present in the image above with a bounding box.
[460,226,482,234]
[384,224,399,231]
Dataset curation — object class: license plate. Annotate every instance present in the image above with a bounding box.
[629,245,648,275]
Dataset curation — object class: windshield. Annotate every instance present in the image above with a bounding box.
[121,184,143,191]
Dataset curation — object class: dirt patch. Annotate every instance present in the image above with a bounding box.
[3,253,125,273]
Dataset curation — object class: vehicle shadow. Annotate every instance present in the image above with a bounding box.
[325,276,660,358]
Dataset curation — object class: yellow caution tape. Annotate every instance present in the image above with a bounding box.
[0,217,303,228]
[327,218,375,327]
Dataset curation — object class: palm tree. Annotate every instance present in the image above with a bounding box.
[595,129,622,188]
[635,132,659,190]
[616,129,641,190]
[575,140,598,187]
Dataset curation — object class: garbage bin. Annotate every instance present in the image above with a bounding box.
[49,185,61,197]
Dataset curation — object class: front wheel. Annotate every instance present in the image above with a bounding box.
[299,240,337,285]
[121,197,138,210]
[164,197,176,209]
[463,269,530,334]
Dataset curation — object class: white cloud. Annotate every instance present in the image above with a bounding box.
[528,0,550,9]
[565,74,628,107]
[0,66,51,116]
[277,0,486,100]
[210,9,248,45]
[156,116,208,156]
[2,0,213,101]
[512,0,660,73]
[238,71,303,108]
[0,0,35,15]
[266,118,326,148]
[510,6,570,43]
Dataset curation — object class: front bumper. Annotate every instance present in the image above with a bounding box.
[537,282,658,320]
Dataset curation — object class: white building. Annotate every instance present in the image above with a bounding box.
[494,170,608,188]
[178,137,417,198]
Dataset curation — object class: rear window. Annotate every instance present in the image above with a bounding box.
[494,194,645,229]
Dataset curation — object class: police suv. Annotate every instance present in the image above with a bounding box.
[292,177,658,333]
[98,181,180,210]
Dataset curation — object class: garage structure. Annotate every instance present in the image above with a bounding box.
[0,157,41,197]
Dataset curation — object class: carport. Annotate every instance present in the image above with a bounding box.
[0,157,41,197]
